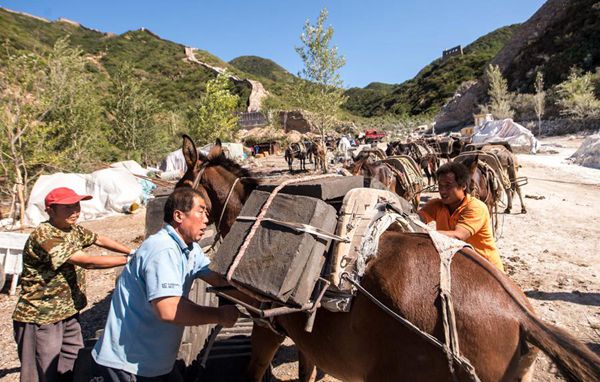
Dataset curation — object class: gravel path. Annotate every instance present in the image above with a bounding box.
[1,135,598,381]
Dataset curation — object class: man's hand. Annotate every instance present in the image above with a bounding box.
[218,305,240,328]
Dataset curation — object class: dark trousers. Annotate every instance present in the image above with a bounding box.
[13,314,84,382]
[90,358,173,382]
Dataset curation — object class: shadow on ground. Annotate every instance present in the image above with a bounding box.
[80,292,112,340]
[525,291,600,307]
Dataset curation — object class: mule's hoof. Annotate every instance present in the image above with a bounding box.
[521,209,527,214]
[504,208,511,214]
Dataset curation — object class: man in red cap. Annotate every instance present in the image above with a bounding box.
[12,187,134,382]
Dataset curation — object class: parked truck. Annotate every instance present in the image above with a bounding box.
[364,129,386,143]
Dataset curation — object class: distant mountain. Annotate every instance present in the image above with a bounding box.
[229,55,295,83]
[343,25,520,118]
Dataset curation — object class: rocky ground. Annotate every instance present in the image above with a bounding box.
[0,135,598,381]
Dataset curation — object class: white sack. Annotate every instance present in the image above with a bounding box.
[25,169,144,226]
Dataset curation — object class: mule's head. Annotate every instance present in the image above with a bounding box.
[176,135,257,233]
[175,135,225,223]
[463,155,483,198]
[176,135,224,189]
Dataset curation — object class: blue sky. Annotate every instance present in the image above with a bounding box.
[2,0,545,88]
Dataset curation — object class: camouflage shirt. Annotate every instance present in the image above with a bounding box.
[13,221,97,325]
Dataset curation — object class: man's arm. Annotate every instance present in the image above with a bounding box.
[68,250,128,269]
[437,226,471,241]
[151,296,239,327]
[199,270,257,306]
[94,235,132,255]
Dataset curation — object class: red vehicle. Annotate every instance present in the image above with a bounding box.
[364,129,386,143]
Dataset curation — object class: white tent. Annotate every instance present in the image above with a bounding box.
[472,119,540,153]
[25,168,144,226]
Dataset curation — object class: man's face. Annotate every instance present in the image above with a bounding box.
[47,203,81,230]
[175,196,208,245]
[438,173,466,206]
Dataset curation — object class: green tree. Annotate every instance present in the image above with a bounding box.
[42,37,107,170]
[1,37,106,224]
[485,64,514,120]
[293,8,347,147]
[190,72,240,144]
[107,63,167,165]
[0,48,47,224]
[556,68,600,119]
[533,71,545,135]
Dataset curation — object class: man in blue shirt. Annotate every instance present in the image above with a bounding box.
[91,187,240,381]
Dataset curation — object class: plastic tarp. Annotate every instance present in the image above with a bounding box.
[200,142,245,161]
[159,143,246,176]
[570,133,600,169]
[25,168,145,226]
[472,119,540,153]
[110,160,148,177]
[159,149,187,173]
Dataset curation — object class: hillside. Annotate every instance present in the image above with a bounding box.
[0,7,258,110]
[504,0,600,92]
[343,24,520,118]
[436,0,600,130]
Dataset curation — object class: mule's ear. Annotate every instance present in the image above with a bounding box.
[468,155,479,172]
[182,134,198,169]
[208,140,224,160]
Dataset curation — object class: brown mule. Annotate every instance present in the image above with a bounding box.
[177,135,600,382]
[310,139,327,173]
[462,155,498,214]
[480,144,527,214]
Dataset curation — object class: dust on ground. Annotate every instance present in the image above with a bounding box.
[0,135,598,381]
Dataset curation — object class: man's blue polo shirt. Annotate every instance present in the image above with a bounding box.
[92,224,211,377]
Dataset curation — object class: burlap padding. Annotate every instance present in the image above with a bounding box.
[327,188,420,293]
[384,156,425,188]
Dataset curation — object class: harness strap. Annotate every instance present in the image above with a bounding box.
[236,216,351,243]
[205,177,243,253]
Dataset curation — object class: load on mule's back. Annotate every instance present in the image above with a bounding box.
[285,141,308,172]
[177,135,600,382]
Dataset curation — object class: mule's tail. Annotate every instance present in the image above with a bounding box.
[521,313,600,382]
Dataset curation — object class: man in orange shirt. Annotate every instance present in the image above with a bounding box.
[418,162,504,271]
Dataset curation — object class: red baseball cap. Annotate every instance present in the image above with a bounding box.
[44,187,92,208]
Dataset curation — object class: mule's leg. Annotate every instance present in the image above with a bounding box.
[516,185,527,214]
[298,351,317,382]
[504,186,514,214]
[247,325,285,382]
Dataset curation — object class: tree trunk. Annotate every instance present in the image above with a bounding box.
[14,167,26,227]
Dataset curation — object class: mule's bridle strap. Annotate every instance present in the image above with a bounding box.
[191,161,210,190]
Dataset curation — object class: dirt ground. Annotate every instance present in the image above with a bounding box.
[0,135,598,381]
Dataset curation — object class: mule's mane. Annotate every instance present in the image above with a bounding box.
[198,152,257,183]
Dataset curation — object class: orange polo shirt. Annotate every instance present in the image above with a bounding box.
[418,194,504,272]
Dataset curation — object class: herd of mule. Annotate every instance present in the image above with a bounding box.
[175,135,599,382]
